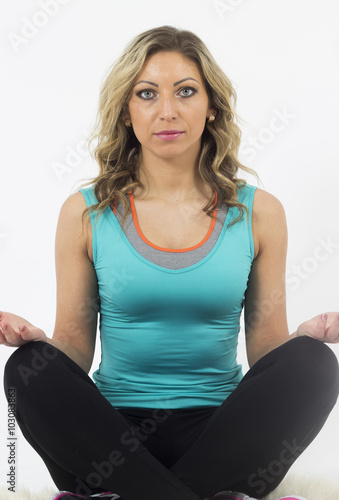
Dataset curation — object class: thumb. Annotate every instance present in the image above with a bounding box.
[313,313,327,339]
[20,325,46,342]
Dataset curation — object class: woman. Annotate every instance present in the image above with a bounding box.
[2,26,339,500]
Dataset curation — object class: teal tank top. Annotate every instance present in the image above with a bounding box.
[79,183,257,409]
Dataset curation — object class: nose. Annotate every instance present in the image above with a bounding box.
[158,94,178,121]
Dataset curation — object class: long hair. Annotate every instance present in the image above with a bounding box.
[78,25,260,231]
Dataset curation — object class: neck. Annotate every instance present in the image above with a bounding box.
[134,150,211,203]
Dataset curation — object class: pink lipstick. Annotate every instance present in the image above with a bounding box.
[154,130,184,141]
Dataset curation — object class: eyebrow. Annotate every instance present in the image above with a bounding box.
[134,77,199,88]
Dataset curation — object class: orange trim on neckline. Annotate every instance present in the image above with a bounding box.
[112,197,117,215]
[112,191,132,215]
[128,191,218,253]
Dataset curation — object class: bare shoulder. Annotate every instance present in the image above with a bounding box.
[252,188,287,259]
[58,191,93,262]
[252,187,285,216]
[61,190,88,212]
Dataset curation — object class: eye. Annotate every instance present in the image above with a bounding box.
[178,87,197,98]
[136,89,157,100]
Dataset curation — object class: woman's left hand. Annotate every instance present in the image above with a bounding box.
[296,312,339,343]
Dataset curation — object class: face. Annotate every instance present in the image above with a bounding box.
[125,51,215,163]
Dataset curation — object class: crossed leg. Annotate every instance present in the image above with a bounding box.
[3,337,339,500]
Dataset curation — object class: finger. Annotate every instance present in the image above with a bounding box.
[0,328,9,345]
[0,322,24,346]
[313,313,327,340]
[0,327,19,347]
[20,325,41,342]
[325,313,339,342]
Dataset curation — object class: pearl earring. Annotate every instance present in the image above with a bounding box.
[207,114,215,123]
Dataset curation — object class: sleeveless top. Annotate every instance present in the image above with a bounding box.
[79,182,257,409]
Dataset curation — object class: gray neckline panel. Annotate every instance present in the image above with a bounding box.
[113,198,229,270]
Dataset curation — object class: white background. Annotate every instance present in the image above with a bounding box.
[0,0,339,493]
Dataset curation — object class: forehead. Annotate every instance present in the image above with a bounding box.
[137,51,202,81]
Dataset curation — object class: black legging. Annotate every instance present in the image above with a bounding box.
[3,336,339,500]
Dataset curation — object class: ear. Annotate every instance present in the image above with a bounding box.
[122,105,132,126]
[207,107,217,120]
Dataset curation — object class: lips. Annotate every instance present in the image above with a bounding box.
[154,130,185,141]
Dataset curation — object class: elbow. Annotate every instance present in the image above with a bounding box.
[246,334,291,368]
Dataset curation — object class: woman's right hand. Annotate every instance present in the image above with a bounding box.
[0,311,47,347]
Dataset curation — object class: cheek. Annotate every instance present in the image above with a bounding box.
[130,106,154,135]
[130,102,153,121]
[188,108,208,135]
[129,111,153,146]
[185,99,209,125]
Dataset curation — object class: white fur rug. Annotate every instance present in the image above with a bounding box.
[0,472,339,500]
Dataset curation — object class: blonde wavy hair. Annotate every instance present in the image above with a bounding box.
[78,25,260,231]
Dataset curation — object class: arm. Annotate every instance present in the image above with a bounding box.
[244,188,293,368]
[49,191,99,373]
[0,192,99,374]
[244,189,339,368]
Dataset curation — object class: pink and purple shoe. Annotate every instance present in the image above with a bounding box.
[209,492,256,499]
[210,492,308,500]
[276,497,309,500]
[48,493,121,500]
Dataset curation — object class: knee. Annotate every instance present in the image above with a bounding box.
[285,336,339,405]
[289,336,339,377]
[4,341,61,392]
